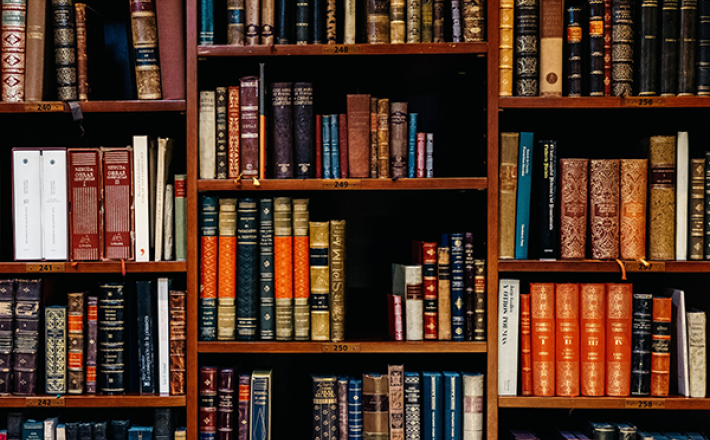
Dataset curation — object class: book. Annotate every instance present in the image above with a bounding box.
[661,0,679,95]
[450,233,465,340]
[390,102,408,178]
[134,136,151,261]
[678,0,698,95]
[240,76,260,178]
[13,279,41,396]
[463,373,484,440]
[606,283,633,397]
[339,114,349,178]
[404,372,420,440]
[40,149,68,261]
[313,375,338,440]
[44,306,66,394]
[52,0,77,100]
[537,139,558,259]
[699,0,710,94]
[155,0,186,99]
[565,1,583,96]
[169,290,186,395]
[689,159,705,260]
[323,114,332,178]
[250,369,272,440]
[498,132,519,259]
[293,199,310,340]
[556,283,580,397]
[174,174,187,262]
[669,287,690,396]
[442,372,461,440]
[421,0,433,41]
[421,242,438,340]
[86,295,97,393]
[408,113,418,178]
[200,196,219,341]
[200,91,217,179]
[67,292,84,394]
[514,0,538,96]
[677,132,690,260]
[620,159,648,260]
[539,0,564,96]
[154,409,175,440]
[216,87,228,179]
[630,292,653,396]
[611,0,633,96]
[98,282,125,395]
[228,86,241,177]
[589,159,620,260]
[438,234,452,340]
[0,280,13,395]
[497,278,519,396]
[154,138,174,262]
[377,99,390,178]
[338,376,348,440]
[157,278,170,394]
[330,219,346,341]
[218,198,237,341]
[271,82,294,178]
[12,149,41,260]
[560,159,588,259]
[237,198,258,340]
[520,291,532,396]
[275,197,293,341]
[422,372,442,440]
[24,0,44,101]
[686,308,706,397]
[363,373,389,439]
[45,419,58,440]
[217,368,234,440]
[294,82,314,178]
[388,365,404,440]
[22,420,42,440]
[499,0,514,95]
[473,260,485,342]
[199,366,218,437]
[259,198,275,340]
[531,282,555,396]
[648,135,677,260]
[638,0,659,95]
[651,293,672,396]
[136,280,155,393]
[129,0,162,99]
[347,94,371,178]
[102,148,133,261]
[580,283,605,396]
[367,0,390,43]
[310,221,330,341]
[238,373,250,440]
[588,0,605,95]
[199,0,214,44]
[515,132,533,259]
[294,0,309,43]
[330,114,341,178]
[393,264,422,341]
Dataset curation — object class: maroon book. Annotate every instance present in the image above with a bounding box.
[346,95,370,178]
[102,148,133,261]
[589,159,620,260]
[338,113,349,178]
[155,0,185,100]
[560,158,589,259]
[387,292,404,340]
[86,295,98,394]
[239,76,260,178]
[315,114,323,178]
[200,366,218,435]
[69,149,103,261]
[218,367,235,440]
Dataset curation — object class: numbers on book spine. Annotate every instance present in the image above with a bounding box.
[624,399,665,409]
[322,343,361,352]
[26,263,66,273]
[26,397,65,407]
[322,179,361,190]
[623,98,666,107]
[624,261,665,272]
[24,102,65,113]
[322,45,361,55]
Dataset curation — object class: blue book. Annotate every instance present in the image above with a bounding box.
[442,372,462,440]
[450,233,465,341]
[21,420,43,440]
[348,377,363,440]
[227,0,244,44]
[127,426,152,440]
[251,369,272,440]
[331,114,341,178]
[103,20,135,100]
[199,0,214,45]
[136,280,155,393]
[312,375,338,440]
[323,115,332,179]
[407,113,418,178]
[515,132,534,259]
[259,198,275,340]
[237,198,258,340]
[199,196,219,341]
[404,372,421,440]
[422,372,442,440]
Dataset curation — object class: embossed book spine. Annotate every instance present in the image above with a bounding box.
[651,294,671,396]
[463,235,474,341]
[200,90,216,179]
[0,280,13,395]
[422,242,438,340]
[330,219,346,341]
[443,371,461,440]
[129,0,162,100]
[638,0,659,95]
[367,0,390,42]
[686,308,706,397]
[587,0,605,95]
[293,199,310,340]
[377,99,390,178]
[407,113,417,178]
[294,82,314,178]
[330,114,341,178]
[136,280,155,394]
[218,198,237,341]
[539,0,564,96]
[237,373,250,440]
[271,82,294,178]
[369,97,379,177]
[155,0,185,99]
[705,151,710,259]
[363,373,389,440]
[391,0,405,42]
[339,114,349,178]
[661,0,679,95]
[515,132,533,259]
[499,133,519,260]
[68,149,102,261]
[630,292,652,396]
[690,158,705,260]
[647,135,677,260]
[499,0,514,95]
[240,76,260,177]
[216,87,228,179]
[388,365,404,440]
[313,375,338,440]
[407,0,421,42]
[530,282,555,396]
[433,0,444,41]
[310,221,330,340]
[218,367,235,440]
[421,0,432,41]
[199,366,218,439]
[349,377,363,440]
[86,295,97,393]
[462,0,484,41]
[275,197,293,340]
[98,282,125,395]
[421,372,442,440]
[514,0,539,96]
[261,0,275,44]
[390,102,408,178]
[555,283,580,397]
[450,233,465,341]
[520,291,532,395]
[580,283,605,396]
[67,292,84,394]
[620,159,647,260]
[259,198,275,340]
[603,0,612,95]
[438,234,452,340]
[699,0,710,94]
[24,0,44,101]
[1,0,26,102]
[589,159,620,260]
[678,0,697,95]
[611,0,633,96]
[102,148,134,261]
[463,373,484,440]
[45,306,67,394]
[250,369,271,440]
[404,372,420,440]
[74,3,87,100]
[337,376,348,440]
[565,1,583,96]
[228,86,241,178]
[322,115,332,178]
[326,0,336,43]
[200,196,219,341]
[169,290,186,395]
[347,94,371,178]
[560,159,588,259]
[606,283,632,396]
[237,198,258,340]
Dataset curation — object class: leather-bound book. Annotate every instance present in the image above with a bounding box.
[450,233,465,341]
[453,0,464,42]
[98,282,126,395]
[531,283,555,396]
[216,87,228,179]
[367,0,390,43]
[620,159,647,260]
[155,0,185,99]
[154,409,175,440]
[200,196,219,341]
[338,114,349,178]
[86,295,97,393]
[326,0,336,43]
[237,373,250,440]
[499,0,514,95]
[560,159,588,260]
[7,412,24,440]
[323,115,332,178]
[94,420,109,440]
[539,0,564,96]
[0,280,12,395]
[295,0,309,43]
[74,3,88,100]
[514,0,539,96]
[228,86,240,178]
[421,0,432,41]
[110,420,130,440]
[136,280,155,394]
[69,149,102,261]
[606,283,633,396]
[705,151,710,259]
[437,234,452,340]
[102,148,134,261]
[588,0,605,95]
[45,306,67,394]
[369,96,379,177]
[638,0,659,95]
[565,0,583,96]
[129,0,162,100]
[312,0,325,43]
[463,235,474,341]
[499,133,519,260]
[199,0,214,44]
[199,366,218,438]
[67,292,84,394]
[388,365,404,440]
[433,0,444,41]
[337,376,348,440]
[462,0,484,42]
[377,99,390,178]
[660,0,679,95]
[363,373,389,440]
[240,76,260,177]
[200,90,216,179]
[227,0,246,45]
[404,373,420,440]
[169,290,186,395]
[347,94,371,178]
[218,198,237,341]
[647,135,676,260]
[611,0,633,96]
[407,0,421,42]
[218,368,235,440]
[422,372,442,439]
[1,0,26,101]
[589,159,620,260]
[520,291,532,395]
[294,82,314,178]
[407,113,418,178]
[78,422,92,440]
[259,198,275,340]
[14,280,41,396]
[293,199,310,340]
[422,242,438,340]
[271,82,294,178]
[690,158,705,260]
[698,0,710,94]
[686,308,706,397]
[262,0,275,44]
[25,0,45,101]
[330,219,346,341]
[630,292,652,396]
[275,197,294,341]
[677,0,697,95]
[650,294,671,396]
[390,0,405,42]
[343,0,355,43]
[555,283,580,397]
[246,0,259,44]
[603,0,612,95]
[313,375,338,439]
[390,102,408,178]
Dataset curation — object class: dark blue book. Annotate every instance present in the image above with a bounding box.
[250,370,272,440]
[312,0,325,43]
[136,280,155,393]
[514,132,534,259]
[98,282,126,395]
[109,420,130,440]
[537,139,558,259]
[348,377,363,440]
[407,113,418,178]
[153,409,175,440]
[276,0,294,43]
[450,233,465,341]
[237,198,258,340]
[78,422,91,440]
[442,372,462,440]
[127,426,153,440]
[65,422,78,440]
[323,115,332,179]
[103,18,135,100]
[295,0,311,43]
[259,198,275,340]
[422,372,443,440]
[313,375,338,440]
[21,420,42,440]
[199,0,214,44]
[200,196,219,341]
[330,114,341,178]
[404,372,421,440]
[93,420,108,440]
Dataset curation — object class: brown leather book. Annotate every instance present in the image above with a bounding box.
[271,82,294,178]
[156,0,186,99]
[407,0,422,42]
[433,0,445,41]
[25,0,46,101]
[437,236,452,340]
[498,132,519,260]
[102,148,134,261]
[326,0,336,43]
[1,0,26,101]
[129,0,162,100]
[69,149,103,261]
[589,159,620,260]
[67,292,84,394]
[580,283,605,396]
[606,282,633,396]
[347,94,371,178]
[498,0,514,95]
[520,291,532,396]
[74,3,89,101]
[169,290,186,395]
[539,0,564,96]
[390,102,408,178]
[555,283,580,397]
[560,158,589,260]
[531,282,555,396]
[689,158,705,260]
[338,114,349,178]
[462,0,484,42]
[620,159,648,260]
[377,98,390,178]
[369,96,379,177]
[390,0,406,43]
[651,294,671,396]
[367,0,390,43]
[228,86,240,178]
[240,76,260,177]
[647,135,677,260]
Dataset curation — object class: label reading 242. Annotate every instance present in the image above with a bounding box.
[27,397,65,407]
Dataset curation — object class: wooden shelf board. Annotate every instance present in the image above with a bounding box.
[498,260,710,273]
[198,341,487,353]
[498,96,710,109]
[498,396,710,410]
[198,42,488,57]
[0,261,186,274]
[0,394,186,408]
[0,101,186,113]
[198,177,487,191]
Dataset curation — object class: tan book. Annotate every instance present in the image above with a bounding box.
[499,0,514,96]
[310,221,330,341]
[377,98,391,178]
[25,0,46,101]
[421,0,432,41]
[388,365,404,440]
[437,239,452,340]
[620,159,648,260]
[689,158,705,260]
[539,0,564,96]
[589,159,620,260]
[407,0,421,42]
[390,102,408,178]
[498,132,519,259]
[344,0,356,43]
[260,0,274,44]
[329,219,346,341]
[347,94,371,178]
[686,309,706,398]
[390,0,406,43]
[218,198,237,341]
[367,0,390,43]
[647,135,677,260]
[246,0,260,45]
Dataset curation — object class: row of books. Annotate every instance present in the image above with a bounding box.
[499,0,710,97]
[0,0,184,102]
[499,132,710,261]
[198,0,485,45]
[389,235,486,342]
[0,278,186,396]
[199,196,347,341]
[12,137,185,262]
[199,84,436,180]
[497,279,706,398]
[511,427,708,440]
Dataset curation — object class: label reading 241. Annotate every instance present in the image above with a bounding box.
[27,397,65,407]
[26,263,66,273]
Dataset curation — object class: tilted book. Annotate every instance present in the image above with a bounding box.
[218,198,237,341]
[620,159,647,260]
[45,306,67,394]
[498,133,519,259]
[555,283,580,397]
[259,198,275,340]
[630,292,652,396]
[589,159,620,260]
[293,199,310,341]
[514,0,538,96]
[200,196,219,341]
[330,219,346,341]
[606,283,633,396]
[67,292,84,394]
[404,372,420,440]
[520,291,532,396]
[363,373,389,440]
[560,159,588,259]
[531,282,555,397]
[154,138,174,262]
[669,287,690,396]
[237,198,258,340]
[310,221,330,341]
[13,278,41,396]
[169,290,186,395]
[648,135,677,260]
[250,369,272,440]
[497,278,519,396]
[275,197,294,341]
[98,282,126,395]
[129,0,162,99]
[388,365,404,440]
[686,308,706,397]
[651,294,672,396]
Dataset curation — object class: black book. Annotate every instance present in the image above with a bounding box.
[637,0,660,95]
[93,421,108,440]
[98,282,126,395]
[660,0,680,95]
[13,279,41,396]
[587,422,619,440]
[514,0,539,96]
[677,0,698,95]
[271,82,294,179]
[276,0,294,43]
[295,0,311,43]
[79,422,93,440]
[630,292,653,396]
[588,0,606,96]
[565,0,584,96]
[312,0,325,42]
[0,279,13,395]
[51,0,78,100]
[293,82,314,179]
[698,0,710,95]
[65,422,79,440]
[154,409,176,440]
[536,139,558,259]
[109,420,130,440]
[136,280,156,394]
[7,411,25,440]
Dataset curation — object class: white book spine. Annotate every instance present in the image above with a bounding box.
[405,265,423,341]
[344,0,356,44]
[154,139,167,261]
[498,278,520,396]
[41,150,68,260]
[687,310,707,398]
[43,417,58,440]
[157,277,170,394]
[463,372,484,440]
[13,149,42,260]
[163,184,175,261]
[55,424,65,440]
[199,90,216,179]
[133,136,151,262]
[676,131,689,260]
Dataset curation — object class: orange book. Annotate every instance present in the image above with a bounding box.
[606,283,633,396]
[218,198,237,340]
[531,282,555,397]
[275,197,294,340]
[651,295,672,396]
[294,236,310,299]
[555,283,580,397]
[580,283,606,396]
[293,197,310,341]
[520,292,532,396]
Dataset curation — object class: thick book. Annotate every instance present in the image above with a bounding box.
[620,159,648,260]
[271,82,294,178]
[677,132,690,260]
[12,149,41,260]
[330,219,346,341]
[199,366,218,437]
[390,102,408,178]
[86,295,97,393]
[294,0,309,43]
[560,159,588,259]
[237,198,258,340]
[391,0,406,42]
[531,282,555,396]
[565,1,583,96]
[52,0,77,100]
[678,0,697,95]
[129,0,162,99]
[661,0,680,95]
[515,132,534,259]
[669,287,690,396]
[347,94,371,178]
[154,409,175,440]
[136,280,155,394]
[537,140,558,259]
[422,372,442,440]
[650,294,672,396]
[274,197,293,341]
[294,82,314,178]
[588,0,605,95]
[648,135,677,260]
[514,0,538,96]
[102,148,134,261]
[437,234,452,340]
[22,420,42,440]
[200,196,219,341]
[404,372,420,440]
[216,87,228,179]
[499,133,519,259]
[638,0,659,95]
[463,373,484,440]
[40,149,68,261]
[611,0,633,95]
[690,159,705,260]
[630,292,653,396]
[200,90,217,179]
[24,0,44,101]
[520,291,532,396]
[259,198,275,340]
[699,0,710,94]
[45,306,67,394]
[13,279,41,396]
[363,373,389,440]
[686,308,706,397]
[155,0,185,99]
[293,199,310,341]
[218,368,234,440]
[217,198,237,341]
[388,365,404,440]
[497,278,520,396]
[228,86,241,178]
[442,372,461,440]
[539,0,564,96]
[556,283,580,397]
[0,280,13,395]
[169,290,186,395]
[250,369,272,440]
[393,264,423,341]
[606,283,633,396]
[367,0,389,42]
[589,159,620,260]
[313,375,338,440]
[499,0,514,95]
[240,76,260,177]
[98,282,126,395]
[67,292,84,394]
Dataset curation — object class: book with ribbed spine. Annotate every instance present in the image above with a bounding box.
[661,0,679,95]
[169,290,186,395]
[565,1,583,96]
[433,0,444,41]
[339,114,349,178]
[620,159,647,260]
[648,135,676,260]
[0,280,13,395]
[367,0,389,43]
[275,197,294,340]
[226,87,241,179]
[499,133,519,259]
[560,159,588,259]
[462,0,484,41]
[450,233,465,341]
[363,373,389,439]
[631,292,653,396]
[330,220,346,341]
[514,0,538,96]
[52,0,77,100]
[259,198,275,340]
[310,221,330,340]
[199,0,214,44]
[24,0,43,101]
[330,114,341,178]
[338,376,348,440]
[690,159,705,260]
[705,151,710,259]
[515,133,533,259]
[294,83,314,178]
[349,377,363,440]
[86,295,97,393]
[678,0,697,95]
[391,0,405,42]
[611,0,633,96]
[686,308,706,397]
[347,94,371,178]
[200,91,216,179]
[98,282,125,395]
[463,373,484,440]
[388,365,404,440]
[588,0,605,95]
[377,99,390,178]
[13,278,41,396]
[250,369,271,440]
[1,0,26,101]
[293,199,310,340]
[389,102,408,178]
[136,281,155,394]
[218,198,237,341]
[407,0,421,42]
[272,82,294,178]
[422,372,442,440]
[200,196,219,341]
[520,291,531,396]
[589,159,620,260]
[437,234,452,340]
[404,372,420,440]
[323,114,332,179]
[443,372,461,440]
[531,282,555,396]
[499,0,514,95]
[422,242,438,340]
[464,235,474,341]
[699,0,710,94]
[421,0,432,41]
[555,283,579,397]
[539,0,564,96]
[606,283,633,396]
[199,366,218,438]
[313,375,338,440]
[240,76,260,177]
[638,0,659,95]
[216,87,228,179]
[651,294,671,396]
[237,373,250,440]
[129,0,162,99]
[295,0,309,43]
[261,0,275,44]
[67,292,84,394]
[45,306,66,394]
[218,367,234,440]
[237,198,258,340]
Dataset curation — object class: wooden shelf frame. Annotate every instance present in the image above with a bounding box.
[197,177,487,191]
[0,395,186,408]
[0,262,186,274]
[198,42,488,57]
[497,260,710,273]
[198,341,487,353]
[498,396,710,410]
[498,96,710,109]
[0,100,186,113]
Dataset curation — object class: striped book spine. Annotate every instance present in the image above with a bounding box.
[388,365,404,440]
[259,198,275,340]
[237,198,258,340]
[330,219,346,341]
[51,0,77,100]
[129,0,162,99]
[1,0,26,101]
[473,259,486,341]
[310,221,330,340]
[98,282,125,395]
[275,197,294,340]
[404,372,420,440]
[218,198,237,341]
[450,232,465,340]
[464,232,475,340]
[13,279,41,396]
[313,375,338,439]
[293,199,311,340]
[200,196,219,341]
[323,114,332,179]
[67,292,84,394]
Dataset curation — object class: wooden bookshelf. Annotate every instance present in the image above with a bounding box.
[0,262,187,274]
[497,260,710,273]
[0,100,186,113]
[0,395,186,409]
[498,396,710,410]
[498,96,710,109]
[197,42,488,57]
[198,341,487,354]
[197,177,487,191]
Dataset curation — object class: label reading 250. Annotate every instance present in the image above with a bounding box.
[322,344,361,352]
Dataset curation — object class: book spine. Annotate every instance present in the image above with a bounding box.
[13,281,40,396]
[705,151,710,259]
[363,373,389,439]
[603,0,612,95]
[463,373,484,440]
[98,282,125,395]
[346,94,371,178]
[24,0,44,101]
[611,0,634,96]
[651,295,672,396]
[531,282,555,396]
[699,0,710,94]
[443,372,461,440]
[690,159,705,260]
[390,102,408,178]
[566,1,583,96]
[407,113,418,178]
[499,0,514,95]
[272,82,294,178]
[199,366,218,438]
[200,0,215,44]
[606,283,633,396]
[515,133,533,259]
[74,3,87,100]
[422,242,438,340]
[339,114,349,178]
[462,0,484,41]
[588,0,605,95]
[555,283,580,397]
[421,372,442,440]
[12,149,41,260]
[677,131,690,260]
[85,295,97,393]
[639,0,660,95]
[349,377,363,440]
[294,82,314,178]
[539,0,564,96]
[261,0,274,44]
[463,235,474,341]
[497,279,520,396]
[200,196,219,341]
[648,135,677,260]
[407,0,421,42]
[129,0,162,100]
[514,0,539,96]
[404,373,420,440]
[437,235,452,340]
[433,0,444,41]
[589,159,620,260]
[155,0,186,99]
[425,133,434,178]
[275,197,294,340]
[326,0,336,42]
[237,198,258,340]
[69,150,102,261]
[331,114,341,178]
[218,367,235,440]
[687,310,706,397]
[175,174,188,262]
[312,0,324,42]
[538,140,558,258]
[40,149,68,261]
[240,76,260,177]
[295,0,309,43]
[421,0,433,41]
[293,198,310,341]
[338,376,349,440]
[45,306,67,394]
[103,149,133,260]
[246,0,259,44]
[169,290,186,395]
[498,133,519,259]
[250,371,271,440]
[310,221,330,340]
[367,0,390,43]
[323,114,332,179]
[388,365,404,440]
[67,292,84,394]
[403,265,423,341]
[520,291,532,396]
[313,375,338,439]
[377,99,390,178]
[52,0,78,100]
[620,159,648,260]
[560,159,589,259]
[228,86,241,178]
[330,219,346,341]
[0,280,13,395]
[678,0,698,95]
[630,292,653,396]
[661,0,680,95]
[391,0,406,42]
[216,87,228,179]
[136,280,155,394]
[237,373,250,440]
[259,198,275,340]
[200,90,217,179]
[450,233,465,341]
[218,198,237,341]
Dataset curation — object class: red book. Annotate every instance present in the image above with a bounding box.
[531,282,555,396]
[155,0,186,100]
[651,295,672,396]
[228,86,240,178]
[387,293,404,341]
[68,149,103,261]
[416,133,426,178]
[580,283,606,396]
[421,241,438,340]
[560,159,589,260]
[555,283,580,396]
[606,282,633,396]
[239,76,259,177]
[338,113,349,178]
[200,366,218,434]
[102,148,133,261]
[520,292,532,396]
[315,114,323,178]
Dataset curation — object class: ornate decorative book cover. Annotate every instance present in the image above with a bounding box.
[462,0,484,41]
[620,159,647,260]
[514,0,539,96]
[330,219,346,341]
[259,198,275,340]
[169,290,186,395]
[274,197,294,341]
[437,234,452,340]
[1,0,26,102]
[499,0,514,95]
[651,295,672,396]
[363,373,389,439]
[689,158,705,260]
[326,0,336,43]
[390,102,408,178]
[271,82,294,178]
[129,0,162,100]
[580,283,605,396]
[45,306,67,394]
[377,99,390,178]
[611,0,634,96]
[531,282,555,396]
[520,292,532,395]
[0,280,13,395]
[589,159,620,260]
[294,83,314,178]
[367,0,390,43]
[310,221,330,341]
[293,198,310,341]
[630,292,652,396]
[200,196,219,341]
[555,283,580,396]
[237,199,258,341]
[539,0,564,96]
[218,198,237,341]
[648,135,676,260]
[388,365,404,440]
[346,94,371,178]
[67,292,84,394]
[606,283,633,397]
[407,0,422,42]
[560,159,588,259]
[199,366,218,436]
[228,86,241,178]
[422,242,438,340]
[216,87,228,179]
[239,76,260,178]
[588,0,605,95]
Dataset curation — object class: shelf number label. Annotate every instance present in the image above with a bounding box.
[26,263,66,273]
[322,343,361,352]
[624,261,665,272]
[323,179,361,190]
[27,397,65,407]
[624,98,665,107]
[625,399,665,409]
[24,102,64,113]
[322,45,361,55]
